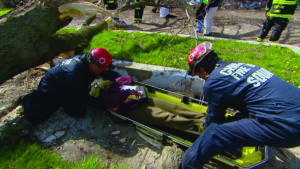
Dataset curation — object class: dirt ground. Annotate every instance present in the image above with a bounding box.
[1,6,300,169]
[115,7,300,46]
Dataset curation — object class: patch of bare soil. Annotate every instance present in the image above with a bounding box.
[66,5,300,45]
[1,7,300,169]
[116,7,300,46]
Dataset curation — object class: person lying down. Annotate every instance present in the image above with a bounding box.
[90,76,206,133]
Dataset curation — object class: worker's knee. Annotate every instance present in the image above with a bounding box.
[203,123,232,143]
[22,91,59,124]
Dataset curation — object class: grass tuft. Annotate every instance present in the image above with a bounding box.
[0,125,129,169]
[0,8,14,16]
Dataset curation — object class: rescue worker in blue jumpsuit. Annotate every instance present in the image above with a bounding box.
[257,0,298,43]
[180,41,300,168]
[21,48,121,124]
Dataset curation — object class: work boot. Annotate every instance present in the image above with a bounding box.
[196,19,204,33]
[256,37,264,42]
[16,90,34,105]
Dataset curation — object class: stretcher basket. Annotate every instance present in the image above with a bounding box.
[108,82,268,169]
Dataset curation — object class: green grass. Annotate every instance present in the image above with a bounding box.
[1,140,127,169]
[0,126,129,169]
[0,141,70,169]
[1,28,299,168]
[0,142,114,169]
[0,8,14,16]
[85,30,300,86]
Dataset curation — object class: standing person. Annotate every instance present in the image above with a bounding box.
[103,0,120,23]
[134,0,145,23]
[20,48,121,124]
[180,41,300,168]
[256,0,298,43]
[188,0,208,33]
[203,0,221,36]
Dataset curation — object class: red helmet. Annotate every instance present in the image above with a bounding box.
[187,41,213,76]
[90,48,112,71]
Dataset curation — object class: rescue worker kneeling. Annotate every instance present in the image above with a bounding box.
[180,41,300,169]
[20,48,121,124]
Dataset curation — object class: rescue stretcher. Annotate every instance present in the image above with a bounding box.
[107,82,268,169]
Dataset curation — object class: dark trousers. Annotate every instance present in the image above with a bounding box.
[195,3,206,21]
[258,17,289,41]
[22,90,87,124]
[134,7,144,21]
[181,112,300,168]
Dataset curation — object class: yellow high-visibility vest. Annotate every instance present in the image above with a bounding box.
[269,0,298,18]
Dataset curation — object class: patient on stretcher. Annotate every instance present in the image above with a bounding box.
[90,76,207,133]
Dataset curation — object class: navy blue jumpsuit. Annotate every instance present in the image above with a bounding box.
[22,54,120,123]
[182,60,300,168]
